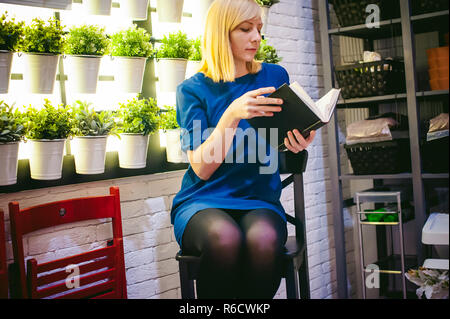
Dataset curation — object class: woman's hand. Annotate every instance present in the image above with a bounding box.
[227,87,283,121]
[284,130,316,153]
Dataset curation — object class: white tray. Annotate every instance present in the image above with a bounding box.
[422,213,449,245]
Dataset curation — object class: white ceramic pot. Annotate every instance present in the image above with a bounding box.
[84,0,112,15]
[120,0,149,20]
[156,0,184,23]
[192,0,214,22]
[65,55,102,94]
[157,58,187,92]
[261,6,270,36]
[165,128,188,163]
[22,53,59,94]
[72,136,108,174]
[185,60,201,79]
[28,139,66,180]
[0,142,20,186]
[114,56,147,93]
[118,133,149,169]
[0,51,13,94]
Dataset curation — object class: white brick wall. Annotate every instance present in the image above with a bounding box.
[0,0,356,299]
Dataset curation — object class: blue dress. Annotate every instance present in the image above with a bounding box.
[171,62,290,248]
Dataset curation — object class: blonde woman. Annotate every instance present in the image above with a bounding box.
[171,0,315,299]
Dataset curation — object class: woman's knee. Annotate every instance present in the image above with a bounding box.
[204,219,243,264]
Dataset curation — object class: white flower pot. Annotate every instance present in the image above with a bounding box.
[72,136,108,174]
[0,142,20,186]
[157,58,187,92]
[0,51,13,94]
[84,0,112,15]
[114,56,147,93]
[65,55,102,94]
[118,133,149,169]
[28,139,66,180]
[164,128,188,163]
[192,0,214,22]
[156,0,184,23]
[120,0,149,20]
[185,60,201,79]
[261,6,270,35]
[22,53,59,94]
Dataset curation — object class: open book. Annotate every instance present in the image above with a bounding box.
[247,81,341,150]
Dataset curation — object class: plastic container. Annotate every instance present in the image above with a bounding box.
[422,213,449,245]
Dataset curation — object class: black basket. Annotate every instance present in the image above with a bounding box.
[411,0,449,16]
[344,139,411,175]
[329,0,400,27]
[335,59,406,99]
[421,136,449,173]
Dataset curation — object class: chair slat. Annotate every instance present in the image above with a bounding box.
[59,280,116,299]
[36,268,116,299]
[92,290,117,299]
[36,254,114,287]
[37,245,115,274]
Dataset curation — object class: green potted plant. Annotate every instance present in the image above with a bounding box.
[159,105,187,163]
[156,31,192,92]
[64,24,110,94]
[19,17,65,94]
[70,101,116,174]
[0,12,24,94]
[156,0,184,23]
[0,101,26,185]
[110,25,153,93]
[116,97,160,168]
[23,99,72,180]
[83,0,112,16]
[120,0,150,21]
[255,39,282,64]
[186,36,202,79]
[255,0,279,35]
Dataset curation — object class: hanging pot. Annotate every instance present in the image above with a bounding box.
[156,0,184,23]
[261,6,270,36]
[157,58,187,92]
[118,133,149,169]
[0,50,13,94]
[0,142,20,186]
[72,136,108,174]
[64,55,102,94]
[113,56,147,93]
[185,60,201,79]
[83,0,112,15]
[191,0,214,22]
[28,139,66,180]
[120,0,149,20]
[164,128,188,163]
[22,53,59,94]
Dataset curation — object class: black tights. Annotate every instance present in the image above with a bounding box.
[182,208,288,299]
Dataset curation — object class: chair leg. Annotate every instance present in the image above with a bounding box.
[285,260,300,299]
[298,258,310,299]
[179,261,195,299]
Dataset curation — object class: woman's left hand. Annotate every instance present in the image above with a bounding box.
[284,130,316,153]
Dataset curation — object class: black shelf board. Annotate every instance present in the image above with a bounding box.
[411,10,449,35]
[422,173,449,179]
[329,18,402,40]
[340,173,413,180]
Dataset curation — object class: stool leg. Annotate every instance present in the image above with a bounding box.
[179,261,195,299]
[285,260,300,299]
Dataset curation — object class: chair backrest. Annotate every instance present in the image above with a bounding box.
[0,209,8,299]
[9,186,127,299]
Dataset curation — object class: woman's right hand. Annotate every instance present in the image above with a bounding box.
[227,87,283,121]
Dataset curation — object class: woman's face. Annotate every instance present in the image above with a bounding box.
[230,16,263,66]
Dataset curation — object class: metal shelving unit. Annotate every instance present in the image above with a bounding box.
[319,0,449,298]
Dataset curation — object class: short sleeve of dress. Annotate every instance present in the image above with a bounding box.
[176,82,209,152]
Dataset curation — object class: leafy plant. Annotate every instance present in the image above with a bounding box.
[24,99,72,140]
[159,106,179,130]
[0,12,24,51]
[406,267,449,299]
[0,101,26,143]
[64,25,109,56]
[255,0,279,7]
[116,97,160,135]
[255,39,282,64]
[110,25,153,57]
[189,37,202,61]
[70,101,116,137]
[20,17,65,54]
[157,31,192,60]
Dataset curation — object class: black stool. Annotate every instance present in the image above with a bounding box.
[175,150,311,299]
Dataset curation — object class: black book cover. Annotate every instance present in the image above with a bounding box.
[246,83,332,150]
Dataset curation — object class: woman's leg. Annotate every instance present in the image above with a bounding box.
[181,208,243,299]
[237,209,288,299]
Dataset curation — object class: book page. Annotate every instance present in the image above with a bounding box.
[315,89,341,122]
[289,82,323,119]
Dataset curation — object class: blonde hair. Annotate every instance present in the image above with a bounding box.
[198,0,262,83]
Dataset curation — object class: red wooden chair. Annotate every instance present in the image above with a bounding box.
[0,209,8,299]
[8,186,127,299]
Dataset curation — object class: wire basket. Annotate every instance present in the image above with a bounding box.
[335,59,406,99]
[421,136,449,173]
